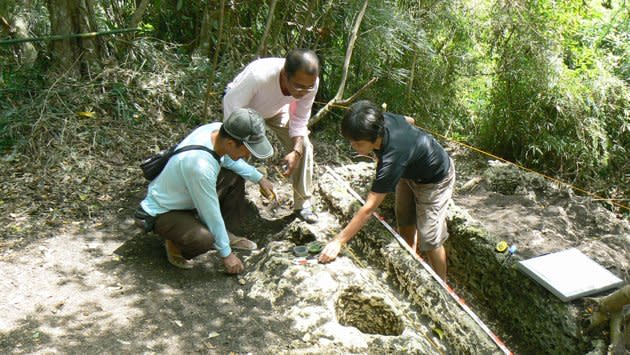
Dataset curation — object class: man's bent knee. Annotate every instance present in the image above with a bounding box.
[180,227,214,259]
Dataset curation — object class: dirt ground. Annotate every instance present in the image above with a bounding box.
[1,133,628,353]
[0,161,446,354]
[449,146,630,282]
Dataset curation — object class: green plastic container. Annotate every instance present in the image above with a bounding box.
[307,241,322,254]
[293,245,308,257]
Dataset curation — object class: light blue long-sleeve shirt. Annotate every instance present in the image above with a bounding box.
[141,122,263,257]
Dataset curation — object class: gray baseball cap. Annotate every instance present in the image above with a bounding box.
[223,108,273,159]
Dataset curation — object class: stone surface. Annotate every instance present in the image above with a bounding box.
[242,232,448,354]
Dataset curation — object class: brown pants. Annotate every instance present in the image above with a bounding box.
[153,169,245,259]
[265,114,313,210]
[395,159,455,251]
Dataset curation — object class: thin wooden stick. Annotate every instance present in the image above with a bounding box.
[338,77,378,105]
[335,0,368,101]
[308,0,369,128]
[257,0,278,57]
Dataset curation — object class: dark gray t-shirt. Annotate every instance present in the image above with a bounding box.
[371,113,450,193]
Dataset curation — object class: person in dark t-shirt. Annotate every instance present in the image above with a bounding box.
[319,100,455,280]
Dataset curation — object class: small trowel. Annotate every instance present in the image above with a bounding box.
[260,187,280,215]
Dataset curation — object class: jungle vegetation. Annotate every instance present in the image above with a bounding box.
[1,0,629,213]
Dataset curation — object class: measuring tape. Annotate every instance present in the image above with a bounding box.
[325,166,513,355]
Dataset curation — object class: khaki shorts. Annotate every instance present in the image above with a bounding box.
[395,159,455,251]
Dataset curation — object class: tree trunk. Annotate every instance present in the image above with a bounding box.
[4,0,38,67]
[196,1,212,55]
[588,285,630,331]
[46,0,103,77]
[609,304,630,354]
[80,0,107,60]
[12,17,38,66]
[128,0,150,29]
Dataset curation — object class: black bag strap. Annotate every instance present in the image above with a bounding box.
[172,145,221,162]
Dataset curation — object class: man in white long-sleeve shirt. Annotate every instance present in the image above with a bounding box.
[137,108,275,273]
[223,49,319,223]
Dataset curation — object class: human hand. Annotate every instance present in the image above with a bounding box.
[318,239,343,264]
[258,177,275,200]
[282,150,301,176]
[223,253,244,274]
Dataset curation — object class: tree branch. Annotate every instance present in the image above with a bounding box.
[257,0,278,57]
[587,285,630,331]
[0,28,139,45]
[0,16,11,33]
[308,0,369,129]
[338,76,378,105]
[334,0,368,101]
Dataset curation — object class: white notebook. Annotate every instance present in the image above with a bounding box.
[517,248,624,302]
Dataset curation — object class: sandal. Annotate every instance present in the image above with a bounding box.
[165,240,193,269]
[228,232,258,251]
[297,208,318,224]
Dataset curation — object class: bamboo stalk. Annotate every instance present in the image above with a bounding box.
[609,305,630,354]
[0,28,140,45]
[334,0,369,101]
[203,0,226,119]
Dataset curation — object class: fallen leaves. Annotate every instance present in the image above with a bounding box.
[76,111,96,118]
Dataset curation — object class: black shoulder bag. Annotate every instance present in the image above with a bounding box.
[140,144,220,181]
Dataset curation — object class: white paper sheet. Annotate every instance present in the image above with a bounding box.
[517,248,624,302]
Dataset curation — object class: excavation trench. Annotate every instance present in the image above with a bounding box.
[315,164,502,354]
[311,159,629,354]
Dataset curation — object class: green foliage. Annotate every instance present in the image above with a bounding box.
[138,22,155,33]
[0,0,628,203]
[143,0,207,51]
[477,0,630,195]
[0,38,214,157]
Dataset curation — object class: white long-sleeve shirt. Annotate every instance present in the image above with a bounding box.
[223,57,318,138]
[141,122,263,257]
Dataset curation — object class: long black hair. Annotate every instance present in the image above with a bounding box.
[341,100,384,142]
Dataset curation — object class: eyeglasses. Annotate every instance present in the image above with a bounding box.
[289,80,316,93]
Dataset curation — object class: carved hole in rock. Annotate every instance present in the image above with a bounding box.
[335,285,404,336]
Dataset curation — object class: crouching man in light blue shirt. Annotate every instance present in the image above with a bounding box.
[136,108,274,273]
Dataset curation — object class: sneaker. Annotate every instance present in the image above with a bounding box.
[297,208,318,224]
[165,240,193,269]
